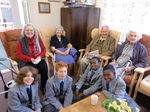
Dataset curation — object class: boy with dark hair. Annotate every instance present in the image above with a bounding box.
[75,57,103,99]
[96,64,140,111]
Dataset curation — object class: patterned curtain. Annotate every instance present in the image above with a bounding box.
[101,0,150,36]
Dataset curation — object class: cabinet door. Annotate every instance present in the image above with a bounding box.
[61,7,100,50]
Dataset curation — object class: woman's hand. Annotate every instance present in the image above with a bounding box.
[64,49,70,55]
[36,56,41,61]
[54,49,67,56]
[31,57,41,64]
[123,66,135,72]
[31,58,36,64]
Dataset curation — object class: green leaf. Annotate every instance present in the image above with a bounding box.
[102,99,113,109]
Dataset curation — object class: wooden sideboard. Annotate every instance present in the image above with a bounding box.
[61,7,100,50]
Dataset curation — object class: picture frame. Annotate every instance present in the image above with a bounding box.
[48,0,63,2]
[38,2,50,13]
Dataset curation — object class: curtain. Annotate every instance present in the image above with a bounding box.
[102,0,150,36]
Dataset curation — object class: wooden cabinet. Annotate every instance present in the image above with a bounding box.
[61,7,100,50]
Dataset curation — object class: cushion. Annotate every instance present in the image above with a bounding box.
[139,75,150,95]
[4,29,21,61]
[140,34,150,66]
[4,29,21,41]
[110,30,121,48]
[8,41,18,60]
[39,28,56,51]
[91,28,99,39]
[39,28,66,51]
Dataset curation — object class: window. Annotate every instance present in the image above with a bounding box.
[101,0,150,35]
[0,0,14,31]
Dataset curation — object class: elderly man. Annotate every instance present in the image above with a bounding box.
[111,31,148,76]
[79,25,115,74]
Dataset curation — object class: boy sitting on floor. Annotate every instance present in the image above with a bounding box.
[74,57,103,99]
[43,61,73,112]
[96,64,140,111]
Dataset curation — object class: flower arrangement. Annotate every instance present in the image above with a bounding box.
[102,99,137,112]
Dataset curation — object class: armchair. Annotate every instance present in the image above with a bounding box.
[78,28,121,65]
[77,28,121,75]
[0,29,52,77]
[123,33,150,96]
[132,34,150,99]
[132,67,150,99]
[0,29,22,73]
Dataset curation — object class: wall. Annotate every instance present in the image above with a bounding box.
[27,0,64,29]
[96,0,104,27]
[10,0,102,29]
[27,0,102,29]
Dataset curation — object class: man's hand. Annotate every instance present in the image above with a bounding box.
[95,92,101,97]
[110,60,117,65]
[95,54,103,58]
[84,52,89,57]
[75,88,80,96]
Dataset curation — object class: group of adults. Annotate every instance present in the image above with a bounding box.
[7,24,148,112]
[80,25,148,76]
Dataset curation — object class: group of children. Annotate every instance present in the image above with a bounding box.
[7,57,140,112]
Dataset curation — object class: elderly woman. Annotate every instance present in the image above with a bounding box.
[16,24,48,93]
[8,66,42,112]
[111,31,148,76]
[50,26,78,65]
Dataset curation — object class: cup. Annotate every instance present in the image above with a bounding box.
[91,94,98,105]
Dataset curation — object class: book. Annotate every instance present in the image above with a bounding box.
[85,50,99,59]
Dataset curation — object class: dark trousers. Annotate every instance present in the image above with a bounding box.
[72,84,90,103]
[43,98,64,112]
[43,104,58,112]
[24,59,48,91]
